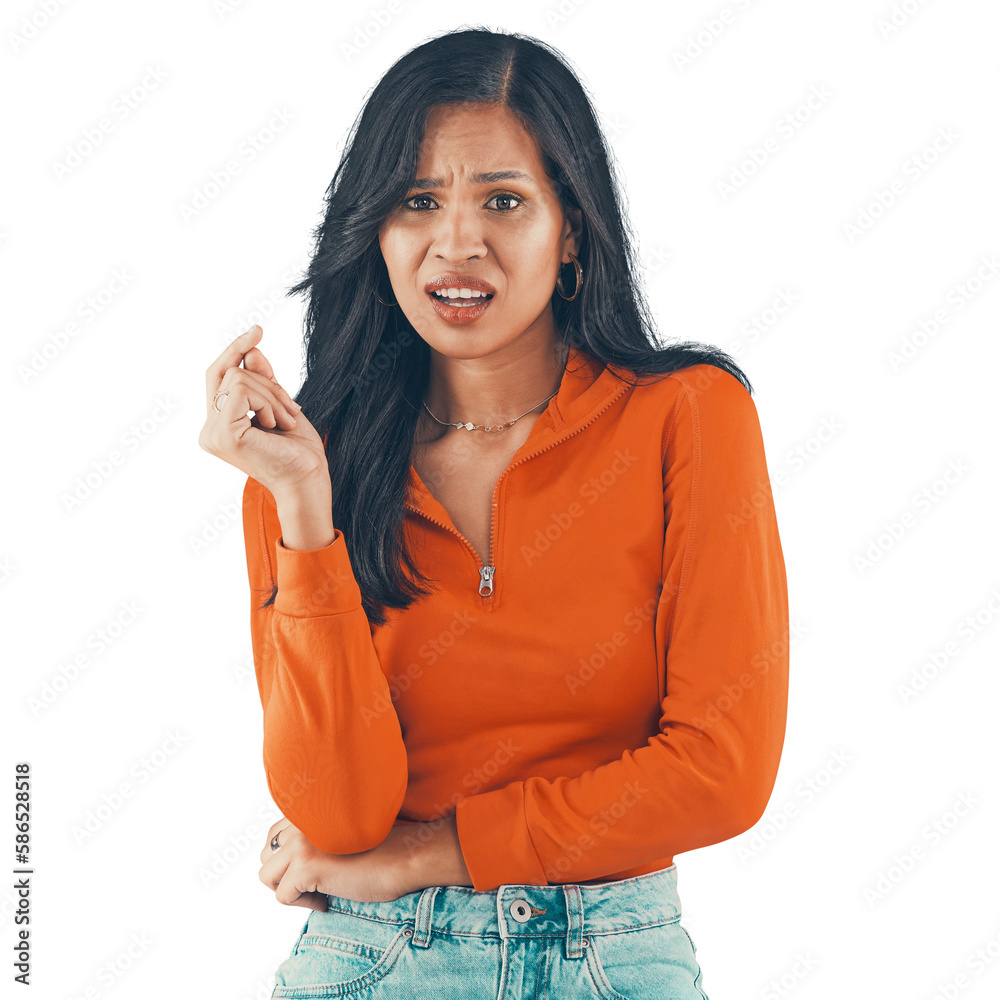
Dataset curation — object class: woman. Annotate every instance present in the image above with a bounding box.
[199,26,788,1000]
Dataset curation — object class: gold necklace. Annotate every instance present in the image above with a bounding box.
[421,344,569,433]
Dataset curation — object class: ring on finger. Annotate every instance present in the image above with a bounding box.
[270,833,281,852]
[212,390,230,412]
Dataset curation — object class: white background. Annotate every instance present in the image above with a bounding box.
[4,1,999,998]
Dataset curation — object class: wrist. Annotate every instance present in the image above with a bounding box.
[272,477,336,552]
[270,469,331,510]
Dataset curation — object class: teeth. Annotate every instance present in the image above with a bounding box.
[432,287,490,299]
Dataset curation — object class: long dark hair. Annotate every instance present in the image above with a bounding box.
[259,26,751,627]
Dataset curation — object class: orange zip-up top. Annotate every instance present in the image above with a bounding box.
[241,346,789,892]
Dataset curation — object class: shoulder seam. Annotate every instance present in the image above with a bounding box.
[659,379,687,468]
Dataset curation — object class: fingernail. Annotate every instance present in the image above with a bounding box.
[292,401,303,410]
[245,324,259,335]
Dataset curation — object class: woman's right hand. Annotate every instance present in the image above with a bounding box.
[199,325,328,500]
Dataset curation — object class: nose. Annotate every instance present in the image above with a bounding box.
[431,198,488,262]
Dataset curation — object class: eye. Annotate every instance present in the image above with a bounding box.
[486,192,523,212]
[403,194,438,211]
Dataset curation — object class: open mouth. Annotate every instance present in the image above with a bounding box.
[426,288,496,324]
[427,289,495,307]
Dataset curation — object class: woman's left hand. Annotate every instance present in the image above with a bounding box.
[259,817,420,911]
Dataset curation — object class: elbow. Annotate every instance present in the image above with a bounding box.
[713,698,788,840]
[720,766,780,840]
[307,814,398,856]
[265,763,408,856]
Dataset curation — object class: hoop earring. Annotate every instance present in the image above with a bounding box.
[373,286,397,307]
[555,253,583,301]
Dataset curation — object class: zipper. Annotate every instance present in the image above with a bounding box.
[401,502,497,606]
[403,380,631,606]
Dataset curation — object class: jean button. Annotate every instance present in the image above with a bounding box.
[509,897,532,922]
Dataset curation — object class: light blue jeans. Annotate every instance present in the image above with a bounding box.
[270,864,711,999]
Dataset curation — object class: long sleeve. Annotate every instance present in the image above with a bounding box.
[452,368,790,890]
[241,475,408,854]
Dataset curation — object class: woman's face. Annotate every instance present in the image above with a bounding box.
[378,102,581,359]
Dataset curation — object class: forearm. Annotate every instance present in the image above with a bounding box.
[399,814,473,892]
[244,474,408,855]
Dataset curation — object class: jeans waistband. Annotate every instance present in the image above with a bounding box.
[323,864,681,960]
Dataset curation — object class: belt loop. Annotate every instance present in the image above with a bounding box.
[496,886,511,940]
[410,886,439,949]
[562,884,585,959]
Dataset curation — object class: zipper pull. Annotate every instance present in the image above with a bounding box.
[478,565,495,597]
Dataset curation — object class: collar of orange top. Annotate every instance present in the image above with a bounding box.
[546,342,626,432]
[405,344,630,506]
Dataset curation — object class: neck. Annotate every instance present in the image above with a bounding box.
[419,337,569,435]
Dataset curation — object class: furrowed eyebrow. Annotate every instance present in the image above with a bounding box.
[410,170,534,188]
